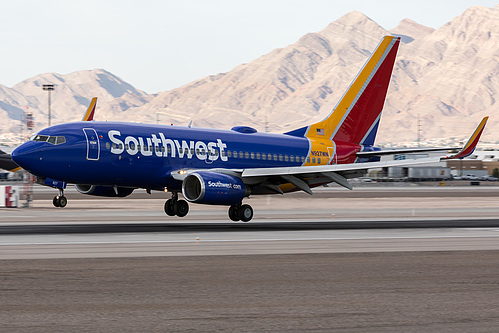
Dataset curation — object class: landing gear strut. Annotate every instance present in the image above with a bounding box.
[52,189,67,208]
[164,192,189,217]
[228,203,253,222]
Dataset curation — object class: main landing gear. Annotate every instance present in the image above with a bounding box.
[228,203,253,222]
[52,189,67,208]
[164,192,189,217]
[163,194,254,222]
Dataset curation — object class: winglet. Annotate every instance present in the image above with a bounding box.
[82,97,97,121]
[443,117,488,160]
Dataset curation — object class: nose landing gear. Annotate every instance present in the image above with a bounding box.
[53,189,67,208]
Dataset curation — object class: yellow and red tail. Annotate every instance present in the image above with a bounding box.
[286,36,400,147]
[82,97,97,121]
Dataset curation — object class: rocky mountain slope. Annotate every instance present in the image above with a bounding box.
[1,5,497,147]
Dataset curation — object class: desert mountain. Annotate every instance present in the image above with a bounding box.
[0,69,151,134]
[1,5,497,147]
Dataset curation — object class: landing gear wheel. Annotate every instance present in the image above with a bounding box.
[58,196,67,208]
[53,196,67,208]
[174,200,189,217]
[238,204,253,222]
[164,199,175,216]
[228,205,240,222]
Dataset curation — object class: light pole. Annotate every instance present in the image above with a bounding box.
[42,84,54,126]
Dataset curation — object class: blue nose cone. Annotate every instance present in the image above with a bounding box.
[11,142,39,173]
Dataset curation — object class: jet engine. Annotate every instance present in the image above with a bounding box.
[182,171,248,205]
[75,184,134,197]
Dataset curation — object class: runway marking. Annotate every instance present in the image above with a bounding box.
[2,234,499,246]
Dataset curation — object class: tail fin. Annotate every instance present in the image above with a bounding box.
[82,97,97,121]
[286,36,400,146]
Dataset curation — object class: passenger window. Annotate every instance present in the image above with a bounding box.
[290,155,294,162]
[307,157,310,163]
[256,153,261,160]
[273,154,277,161]
[178,148,183,153]
[262,153,266,160]
[233,151,238,158]
[227,151,232,158]
[119,143,123,150]
[191,148,195,155]
[302,156,305,163]
[106,142,111,149]
[279,154,283,161]
[239,151,243,158]
[156,146,160,152]
[318,158,321,164]
[285,155,289,162]
[125,144,130,150]
[245,152,249,159]
[167,147,171,154]
[268,153,272,160]
[312,157,316,163]
[250,152,255,159]
[161,146,165,153]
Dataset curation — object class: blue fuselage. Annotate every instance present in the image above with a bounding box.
[13,122,311,191]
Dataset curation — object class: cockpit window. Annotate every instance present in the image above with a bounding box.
[33,135,49,142]
[31,135,66,145]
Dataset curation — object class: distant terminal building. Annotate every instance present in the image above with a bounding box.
[374,150,499,180]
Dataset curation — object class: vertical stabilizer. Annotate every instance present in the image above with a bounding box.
[82,97,98,121]
[287,36,400,146]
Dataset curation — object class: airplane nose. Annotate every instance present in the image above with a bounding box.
[11,142,38,171]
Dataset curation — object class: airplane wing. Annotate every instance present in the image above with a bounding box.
[356,147,457,158]
[171,117,488,194]
[358,117,489,159]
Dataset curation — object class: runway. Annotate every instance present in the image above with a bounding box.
[2,185,499,331]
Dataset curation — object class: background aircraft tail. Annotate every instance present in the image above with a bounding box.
[285,36,400,146]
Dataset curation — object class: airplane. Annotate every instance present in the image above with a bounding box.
[11,36,488,222]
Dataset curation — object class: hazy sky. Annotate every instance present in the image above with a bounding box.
[1,0,496,93]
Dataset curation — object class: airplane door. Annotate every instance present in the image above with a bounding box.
[83,128,100,161]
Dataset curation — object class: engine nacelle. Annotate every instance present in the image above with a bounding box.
[75,184,134,197]
[182,171,248,205]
